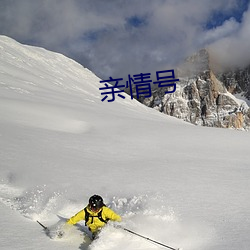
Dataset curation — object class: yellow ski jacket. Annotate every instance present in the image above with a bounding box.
[67,206,121,233]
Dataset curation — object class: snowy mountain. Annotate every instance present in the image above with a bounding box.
[0,36,250,250]
[141,49,250,130]
[217,65,250,102]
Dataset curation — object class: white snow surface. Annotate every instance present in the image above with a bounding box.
[0,36,250,250]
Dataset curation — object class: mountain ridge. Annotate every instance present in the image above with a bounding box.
[141,48,250,130]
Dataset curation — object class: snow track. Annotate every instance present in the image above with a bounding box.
[0,181,210,250]
[0,179,64,220]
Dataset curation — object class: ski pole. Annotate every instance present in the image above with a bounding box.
[37,220,48,231]
[122,227,180,250]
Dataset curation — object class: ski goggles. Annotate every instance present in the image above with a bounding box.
[89,205,101,212]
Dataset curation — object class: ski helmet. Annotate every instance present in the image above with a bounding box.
[89,195,104,210]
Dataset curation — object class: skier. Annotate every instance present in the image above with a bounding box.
[66,194,122,239]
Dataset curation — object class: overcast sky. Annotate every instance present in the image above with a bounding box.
[0,0,249,80]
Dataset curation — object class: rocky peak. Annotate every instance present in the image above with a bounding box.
[178,48,210,77]
[141,49,250,130]
[216,66,250,100]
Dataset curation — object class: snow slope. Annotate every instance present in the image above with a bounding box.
[0,36,249,250]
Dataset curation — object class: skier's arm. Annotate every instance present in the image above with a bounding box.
[104,207,122,222]
[67,209,85,225]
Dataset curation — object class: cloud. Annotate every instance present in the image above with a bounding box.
[200,18,240,45]
[0,0,249,79]
[209,3,250,68]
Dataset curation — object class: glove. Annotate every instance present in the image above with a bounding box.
[56,230,64,238]
[55,223,71,238]
[113,223,123,229]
